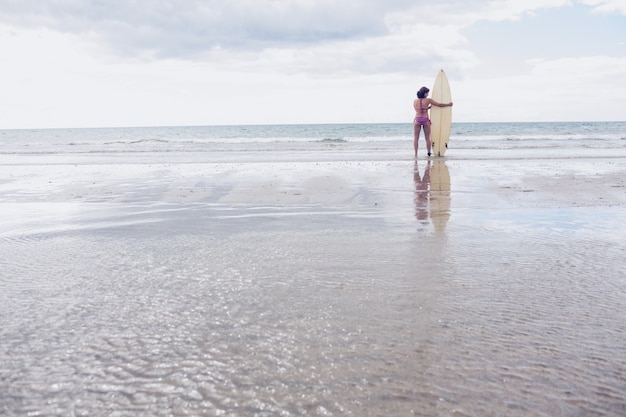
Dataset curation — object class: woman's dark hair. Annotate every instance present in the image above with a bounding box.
[417,87,429,98]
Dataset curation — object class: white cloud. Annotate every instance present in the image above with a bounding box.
[0,0,418,57]
[0,1,596,78]
[0,1,571,68]
[481,0,572,21]
[578,0,626,15]
[0,1,624,127]
[454,55,626,122]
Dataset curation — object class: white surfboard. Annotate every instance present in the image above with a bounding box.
[428,159,451,232]
[430,69,452,157]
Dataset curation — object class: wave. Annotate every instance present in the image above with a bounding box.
[319,138,348,143]
[1,122,624,157]
[104,138,170,145]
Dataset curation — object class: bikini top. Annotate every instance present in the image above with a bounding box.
[418,99,430,114]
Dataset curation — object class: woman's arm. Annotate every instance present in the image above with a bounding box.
[429,99,453,107]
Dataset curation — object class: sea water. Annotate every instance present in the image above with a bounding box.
[1,122,626,416]
[3,121,625,162]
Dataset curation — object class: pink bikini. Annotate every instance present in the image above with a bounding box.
[414,98,430,126]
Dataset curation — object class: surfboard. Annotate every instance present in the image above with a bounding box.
[428,159,451,232]
[430,69,452,157]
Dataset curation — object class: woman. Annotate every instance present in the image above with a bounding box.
[413,86,453,158]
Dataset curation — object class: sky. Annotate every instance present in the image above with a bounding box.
[0,0,625,128]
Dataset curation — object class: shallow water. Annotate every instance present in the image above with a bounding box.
[2,156,625,416]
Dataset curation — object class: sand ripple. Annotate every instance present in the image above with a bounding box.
[1,202,625,416]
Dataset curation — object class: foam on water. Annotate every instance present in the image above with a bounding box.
[2,122,625,157]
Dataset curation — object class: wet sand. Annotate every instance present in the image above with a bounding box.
[1,156,626,416]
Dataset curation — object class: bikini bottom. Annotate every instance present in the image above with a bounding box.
[414,117,430,126]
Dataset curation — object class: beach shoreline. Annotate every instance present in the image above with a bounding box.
[2,127,626,416]
[1,154,624,207]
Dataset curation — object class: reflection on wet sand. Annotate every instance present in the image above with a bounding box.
[414,159,451,231]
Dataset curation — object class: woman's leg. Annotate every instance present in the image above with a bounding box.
[413,122,422,158]
[423,123,432,156]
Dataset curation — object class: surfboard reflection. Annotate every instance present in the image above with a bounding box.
[414,159,451,232]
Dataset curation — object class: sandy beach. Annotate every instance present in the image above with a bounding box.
[2,146,626,416]
[2,0,625,412]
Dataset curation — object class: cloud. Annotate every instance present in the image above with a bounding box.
[1,0,624,127]
[0,0,420,57]
[578,0,626,15]
[455,55,626,122]
[0,0,481,77]
[2,0,608,79]
[0,1,572,61]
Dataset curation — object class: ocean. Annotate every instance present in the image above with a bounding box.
[1,121,625,416]
[3,121,626,163]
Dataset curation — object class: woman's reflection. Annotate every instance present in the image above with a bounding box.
[414,161,430,223]
[414,160,451,231]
